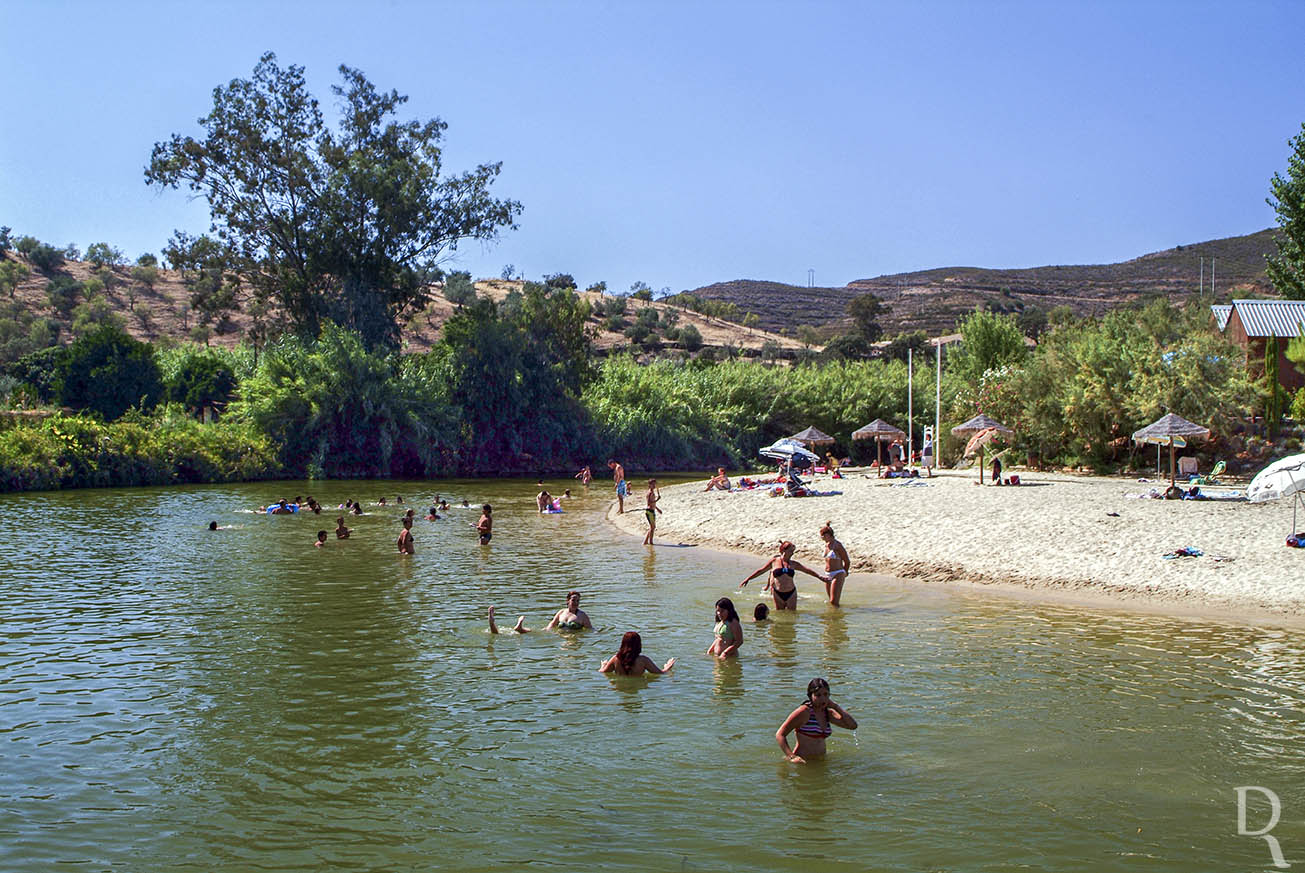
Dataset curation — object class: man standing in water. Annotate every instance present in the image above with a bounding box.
[608,459,627,513]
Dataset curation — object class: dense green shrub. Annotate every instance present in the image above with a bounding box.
[55,326,163,420]
[28,242,65,273]
[46,275,81,317]
[84,242,125,269]
[7,346,63,402]
[583,355,958,468]
[0,260,29,297]
[156,344,247,413]
[0,409,279,492]
[947,299,1257,466]
[230,323,457,478]
[71,294,126,336]
[0,302,59,365]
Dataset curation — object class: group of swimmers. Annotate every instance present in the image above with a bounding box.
[486,583,857,762]
[247,494,485,550]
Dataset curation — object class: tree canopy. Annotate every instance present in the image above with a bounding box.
[146,52,522,349]
[1267,121,1305,300]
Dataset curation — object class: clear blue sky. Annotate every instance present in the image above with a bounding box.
[3,0,1303,295]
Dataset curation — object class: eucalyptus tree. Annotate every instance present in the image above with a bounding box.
[146,52,521,350]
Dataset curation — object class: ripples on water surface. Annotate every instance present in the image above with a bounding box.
[1,479,1303,871]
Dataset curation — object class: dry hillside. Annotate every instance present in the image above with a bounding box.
[678,228,1282,337]
[1,253,806,356]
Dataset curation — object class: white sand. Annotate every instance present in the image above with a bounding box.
[610,470,1305,620]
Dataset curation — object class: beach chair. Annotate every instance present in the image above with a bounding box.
[1192,460,1226,486]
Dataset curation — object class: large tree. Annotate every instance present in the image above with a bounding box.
[146,53,522,349]
[1267,121,1305,300]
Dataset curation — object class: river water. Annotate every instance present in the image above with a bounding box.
[1,477,1303,872]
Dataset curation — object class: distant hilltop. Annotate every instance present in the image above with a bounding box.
[676,227,1280,338]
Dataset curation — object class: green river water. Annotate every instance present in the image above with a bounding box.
[1,477,1303,872]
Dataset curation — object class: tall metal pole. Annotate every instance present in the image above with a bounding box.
[1200,257,1204,294]
[935,339,942,469]
[907,348,914,465]
[1212,258,1216,296]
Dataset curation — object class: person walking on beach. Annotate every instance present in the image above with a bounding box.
[642,478,662,545]
[397,516,415,554]
[739,541,827,611]
[476,504,493,544]
[776,677,858,764]
[820,522,852,606]
[608,459,627,513]
[706,597,743,659]
[600,631,675,676]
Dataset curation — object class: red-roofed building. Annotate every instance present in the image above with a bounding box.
[1217,299,1305,392]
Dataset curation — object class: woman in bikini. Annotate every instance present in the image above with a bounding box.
[396,516,415,554]
[820,522,852,606]
[776,677,858,764]
[706,597,743,659]
[545,591,593,631]
[739,541,826,611]
[488,591,593,634]
[599,631,675,676]
[642,478,662,545]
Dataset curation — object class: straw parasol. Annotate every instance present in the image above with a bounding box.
[951,414,1013,484]
[789,426,836,447]
[1131,412,1210,487]
[852,418,906,468]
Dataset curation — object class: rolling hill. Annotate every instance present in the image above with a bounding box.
[676,228,1281,338]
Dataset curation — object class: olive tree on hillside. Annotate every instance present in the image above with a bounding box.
[1268,121,1305,300]
[146,52,522,350]
[846,293,887,342]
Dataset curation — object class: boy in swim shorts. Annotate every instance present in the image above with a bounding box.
[608,459,626,513]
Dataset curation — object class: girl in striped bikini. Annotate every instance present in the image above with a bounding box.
[776,678,858,763]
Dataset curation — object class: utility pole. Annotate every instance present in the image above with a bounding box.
[1211,258,1215,297]
[1199,256,1204,294]
[807,269,815,288]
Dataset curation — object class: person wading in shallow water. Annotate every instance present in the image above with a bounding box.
[642,478,662,545]
[608,459,626,513]
[739,541,827,611]
[776,677,858,763]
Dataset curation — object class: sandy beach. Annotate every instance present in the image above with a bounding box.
[610,470,1305,620]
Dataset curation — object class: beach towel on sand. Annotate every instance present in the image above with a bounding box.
[1163,546,1203,559]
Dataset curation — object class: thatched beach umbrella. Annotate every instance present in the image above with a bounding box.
[852,418,905,468]
[1131,412,1210,488]
[951,414,1013,484]
[789,426,836,447]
